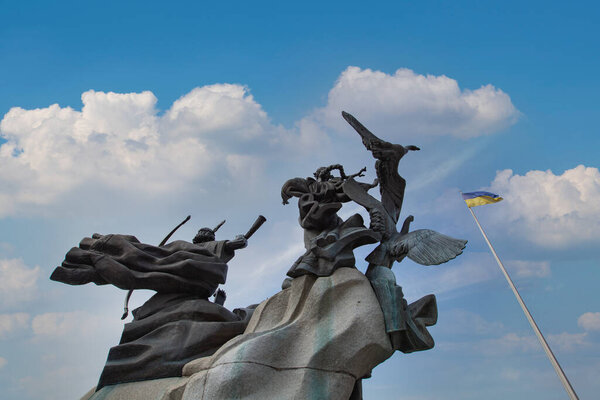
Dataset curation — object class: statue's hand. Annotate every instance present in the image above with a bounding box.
[228,234,248,251]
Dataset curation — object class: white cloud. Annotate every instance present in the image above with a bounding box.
[479,333,539,355]
[0,68,519,219]
[0,258,40,307]
[0,86,280,217]
[489,165,600,246]
[473,331,589,356]
[0,356,6,368]
[163,84,271,140]
[31,311,105,338]
[507,260,550,278]
[312,66,519,139]
[0,313,30,338]
[547,332,589,352]
[223,219,305,308]
[225,154,267,188]
[578,312,600,332]
[15,308,125,400]
[18,364,99,400]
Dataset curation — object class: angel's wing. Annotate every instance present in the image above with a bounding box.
[392,229,467,266]
[342,111,388,150]
[342,111,420,223]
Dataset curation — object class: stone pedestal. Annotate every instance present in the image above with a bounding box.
[88,267,393,400]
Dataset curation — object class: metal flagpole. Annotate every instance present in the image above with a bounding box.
[467,206,579,400]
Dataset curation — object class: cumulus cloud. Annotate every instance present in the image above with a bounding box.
[466,333,540,356]
[474,331,589,356]
[489,165,600,246]
[163,84,271,141]
[578,312,600,332]
[548,332,589,352]
[0,313,30,338]
[0,68,519,218]
[31,311,106,338]
[312,66,519,138]
[0,86,281,217]
[17,309,125,400]
[0,258,40,307]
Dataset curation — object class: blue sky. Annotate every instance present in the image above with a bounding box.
[1,1,599,399]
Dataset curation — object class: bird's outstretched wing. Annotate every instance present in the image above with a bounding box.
[393,230,467,266]
[342,111,420,223]
[342,111,388,150]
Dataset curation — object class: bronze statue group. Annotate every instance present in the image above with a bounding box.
[51,112,466,399]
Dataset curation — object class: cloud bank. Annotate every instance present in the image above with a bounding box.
[0,67,520,218]
[578,312,600,332]
[0,312,30,338]
[314,66,519,138]
[489,165,600,246]
[0,258,40,308]
[0,86,280,217]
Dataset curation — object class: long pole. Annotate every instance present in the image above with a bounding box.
[121,215,192,320]
[467,206,579,400]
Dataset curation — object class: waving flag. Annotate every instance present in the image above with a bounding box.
[461,191,503,208]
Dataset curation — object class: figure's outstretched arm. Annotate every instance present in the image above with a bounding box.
[224,235,248,252]
[347,166,367,179]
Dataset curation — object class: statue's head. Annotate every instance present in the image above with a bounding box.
[313,166,333,182]
[193,227,216,244]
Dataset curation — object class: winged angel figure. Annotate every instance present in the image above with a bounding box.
[341,111,467,273]
[341,111,467,353]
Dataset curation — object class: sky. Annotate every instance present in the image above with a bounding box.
[0,1,599,399]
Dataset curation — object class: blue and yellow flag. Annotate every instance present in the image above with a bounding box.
[462,191,503,207]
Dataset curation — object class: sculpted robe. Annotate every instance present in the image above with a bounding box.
[51,234,255,390]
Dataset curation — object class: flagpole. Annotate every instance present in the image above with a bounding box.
[466,205,579,400]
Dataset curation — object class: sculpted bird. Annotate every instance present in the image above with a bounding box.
[341,111,467,270]
[342,111,419,224]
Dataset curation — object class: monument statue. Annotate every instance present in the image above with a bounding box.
[340,111,467,353]
[51,216,265,390]
[51,111,467,400]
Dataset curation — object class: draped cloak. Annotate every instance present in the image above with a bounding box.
[281,177,380,278]
[50,234,255,390]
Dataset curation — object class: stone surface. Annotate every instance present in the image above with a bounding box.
[83,377,189,400]
[180,267,394,400]
[80,267,392,400]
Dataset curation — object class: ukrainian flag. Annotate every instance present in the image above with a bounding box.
[462,191,503,207]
